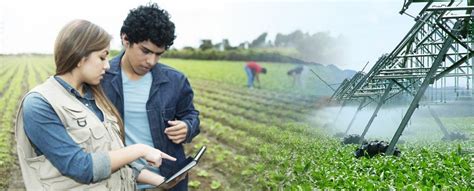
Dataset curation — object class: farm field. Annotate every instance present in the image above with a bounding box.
[0,55,472,190]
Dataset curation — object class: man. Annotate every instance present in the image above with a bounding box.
[244,61,266,88]
[287,65,304,87]
[101,3,200,190]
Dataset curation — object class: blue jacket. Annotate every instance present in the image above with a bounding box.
[101,52,200,187]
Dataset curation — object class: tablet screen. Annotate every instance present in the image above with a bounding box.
[164,146,206,184]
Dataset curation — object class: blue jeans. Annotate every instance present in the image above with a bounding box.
[245,66,254,88]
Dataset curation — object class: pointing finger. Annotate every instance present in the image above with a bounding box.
[161,152,176,161]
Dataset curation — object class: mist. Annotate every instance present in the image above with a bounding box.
[310,101,473,143]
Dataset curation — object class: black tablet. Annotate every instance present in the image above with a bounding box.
[164,146,206,184]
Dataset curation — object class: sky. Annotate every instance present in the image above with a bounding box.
[0,0,429,70]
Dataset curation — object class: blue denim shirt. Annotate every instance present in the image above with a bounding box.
[22,76,110,183]
[101,52,200,191]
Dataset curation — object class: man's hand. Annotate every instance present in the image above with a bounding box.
[164,120,188,144]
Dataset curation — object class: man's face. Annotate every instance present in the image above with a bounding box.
[123,38,166,76]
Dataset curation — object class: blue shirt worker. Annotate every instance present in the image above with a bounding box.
[101,3,200,190]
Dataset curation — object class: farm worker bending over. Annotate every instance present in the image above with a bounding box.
[101,3,200,190]
[287,65,304,87]
[245,61,267,88]
[16,19,177,190]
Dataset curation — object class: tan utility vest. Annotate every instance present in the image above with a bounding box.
[15,77,135,190]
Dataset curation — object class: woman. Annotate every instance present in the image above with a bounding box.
[15,20,173,190]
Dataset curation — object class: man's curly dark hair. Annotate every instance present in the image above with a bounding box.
[120,3,176,49]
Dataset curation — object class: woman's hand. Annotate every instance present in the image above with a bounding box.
[159,173,187,189]
[108,144,176,174]
[141,144,176,167]
[137,170,186,188]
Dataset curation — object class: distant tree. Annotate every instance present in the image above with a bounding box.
[267,40,274,47]
[270,30,346,65]
[222,39,236,50]
[183,46,195,51]
[238,42,249,49]
[249,32,268,48]
[199,39,213,50]
[274,33,287,47]
[213,42,223,50]
[213,39,235,51]
[296,31,343,64]
[287,30,305,47]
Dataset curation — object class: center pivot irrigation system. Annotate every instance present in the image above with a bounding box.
[329,0,473,155]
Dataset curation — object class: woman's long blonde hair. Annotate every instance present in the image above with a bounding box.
[54,20,124,141]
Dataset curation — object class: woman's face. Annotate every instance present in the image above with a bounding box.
[78,47,110,85]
